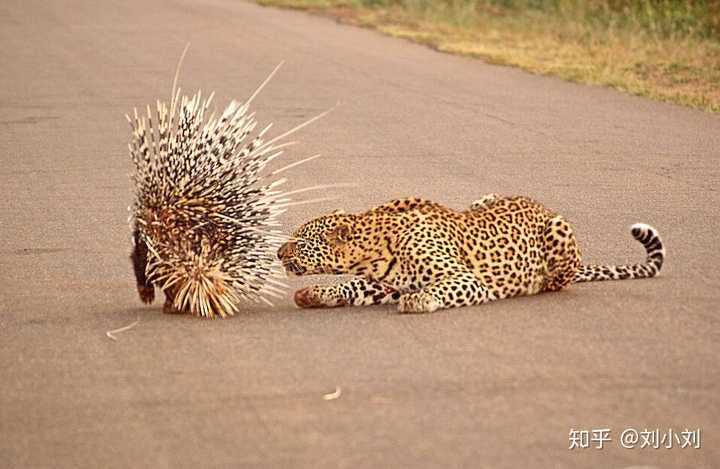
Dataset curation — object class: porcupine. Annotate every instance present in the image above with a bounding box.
[128,48,331,319]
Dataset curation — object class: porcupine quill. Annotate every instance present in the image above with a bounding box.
[127,45,342,318]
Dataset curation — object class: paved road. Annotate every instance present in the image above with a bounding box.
[1,1,718,468]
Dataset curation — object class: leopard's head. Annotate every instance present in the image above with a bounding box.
[278,212,359,276]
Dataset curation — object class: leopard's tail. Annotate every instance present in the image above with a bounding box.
[573,223,665,283]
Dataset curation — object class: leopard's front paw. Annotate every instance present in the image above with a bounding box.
[398,292,441,314]
[137,285,155,304]
[294,286,348,309]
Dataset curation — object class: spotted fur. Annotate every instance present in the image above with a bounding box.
[278,195,665,313]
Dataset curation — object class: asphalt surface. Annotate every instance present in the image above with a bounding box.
[1,1,719,468]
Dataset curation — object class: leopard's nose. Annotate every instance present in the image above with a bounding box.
[277,241,296,260]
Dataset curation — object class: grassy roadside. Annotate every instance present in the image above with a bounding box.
[257,0,720,112]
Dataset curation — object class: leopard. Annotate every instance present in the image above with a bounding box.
[277,195,665,314]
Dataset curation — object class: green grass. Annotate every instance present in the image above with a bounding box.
[257,0,720,112]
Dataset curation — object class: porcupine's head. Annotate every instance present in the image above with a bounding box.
[278,212,361,276]
[137,204,243,319]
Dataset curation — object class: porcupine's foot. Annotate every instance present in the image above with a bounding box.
[163,300,183,314]
[137,285,155,304]
[162,291,183,314]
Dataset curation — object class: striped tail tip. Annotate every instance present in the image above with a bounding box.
[573,223,665,283]
[630,223,665,273]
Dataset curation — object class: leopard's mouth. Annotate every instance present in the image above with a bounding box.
[282,259,306,276]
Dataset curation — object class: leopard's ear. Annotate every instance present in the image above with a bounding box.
[327,224,353,246]
[331,209,346,215]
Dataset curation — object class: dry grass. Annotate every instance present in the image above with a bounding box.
[257,0,720,112]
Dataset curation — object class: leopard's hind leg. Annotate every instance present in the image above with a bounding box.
[542,215,582,292]
[398,266,496,314]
